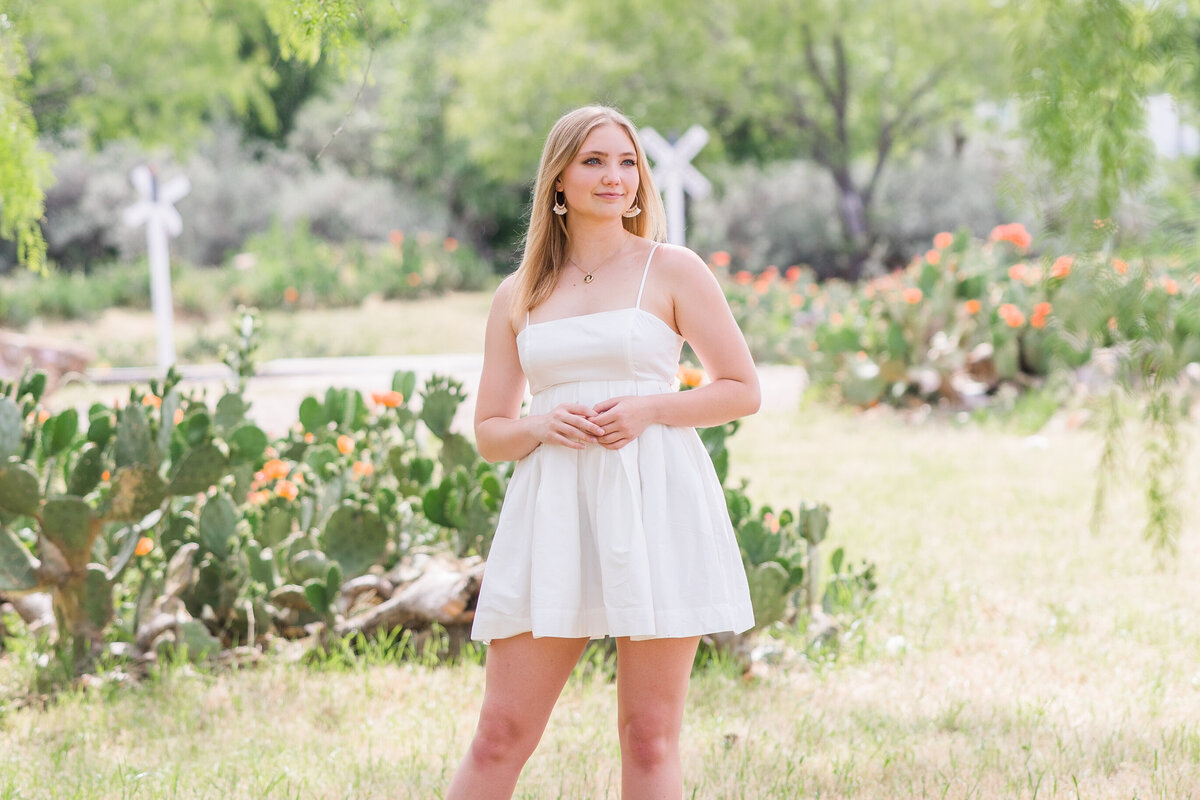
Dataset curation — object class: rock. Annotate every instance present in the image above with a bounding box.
[0,331,93,392]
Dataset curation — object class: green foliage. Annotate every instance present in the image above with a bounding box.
[0,22,48,272]
[1010,0,1195,226]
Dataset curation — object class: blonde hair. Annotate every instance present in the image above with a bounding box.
[512,106,666,314]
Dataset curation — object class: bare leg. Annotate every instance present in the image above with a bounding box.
[446,634,589,800]
[615,636,700,800]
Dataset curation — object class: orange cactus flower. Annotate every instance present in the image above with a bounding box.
[676,365,705,388]
[304,432,315,443]
[443,237,459,252]
[283,286,299,304]
[262,458,290,481]
[407,272,422,287]
[998,303,1025,328]
[933,232,954,250]
[142,394,161,409]
[925,249,940,266]
[352,460,374,477]
[753,277,771,295]
[710,251,731,268]
[275,480,299,501]
[1108,317,1118,332]
[964,299,982,315]
[388,229,404,248]
[1030,301,1052,329]
[1008,263,1028,282]
[36,409,50,424]
[989,223,1033,249]
[785,265,801,283]
[135,537,154,557]
[1112,258,1129,275]
[734,270,753,285]
[371,390,405,408]
[101,469,111,482]
[336,435,355,456]
[1051,256,1073,279]
[1163,277,1180,295]
[902,287,923,304]
[173,408,184,425]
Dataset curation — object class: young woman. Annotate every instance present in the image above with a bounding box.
[447,105,759,800]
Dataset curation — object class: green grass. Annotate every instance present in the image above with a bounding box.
[31,290,496,368]
[2,402,1199,798]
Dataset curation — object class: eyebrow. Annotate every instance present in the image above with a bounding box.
[580,150,637,157]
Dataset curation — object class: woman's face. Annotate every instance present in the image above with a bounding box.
[556,123,640,220]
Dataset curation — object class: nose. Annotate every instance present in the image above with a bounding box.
[602,164,620,184]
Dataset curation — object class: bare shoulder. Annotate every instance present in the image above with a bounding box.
[490,273,522,332]
[650,243,720,293]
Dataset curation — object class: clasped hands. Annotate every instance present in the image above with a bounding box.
[538,397,652,451]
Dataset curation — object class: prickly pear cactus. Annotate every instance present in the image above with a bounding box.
[104,465,167,522]
[0,525,39,592]
[745,561,790,628]
[114,403,161,470]
[320,504,387,578]
[797,502,830,547]
[0,463,40,516]
[67,444,105,497]
[167,442,230,496]
[0,397,22,461]
[198,492,238,560]
[41,496,97,570]
[419,375,466,440]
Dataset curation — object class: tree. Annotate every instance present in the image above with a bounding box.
[0,0,407,270]
[445,0,1005,277]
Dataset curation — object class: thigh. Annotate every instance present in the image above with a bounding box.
[478,633,590,727]
[615,636,700,728]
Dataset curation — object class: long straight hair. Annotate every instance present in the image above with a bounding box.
[512,106,666,315]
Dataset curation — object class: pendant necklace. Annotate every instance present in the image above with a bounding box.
[567,237,626,284]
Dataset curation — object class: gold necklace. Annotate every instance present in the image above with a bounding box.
[567,237,626,284]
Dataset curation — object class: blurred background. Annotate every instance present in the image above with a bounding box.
[0,0,1197,381]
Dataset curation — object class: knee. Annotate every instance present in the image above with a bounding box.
[469,709,536,768]
[620,715,677,771]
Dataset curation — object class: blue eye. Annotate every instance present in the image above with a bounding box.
[584,157,601,165]
[623,159,637,167]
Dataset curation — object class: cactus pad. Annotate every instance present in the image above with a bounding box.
[198,492,238,560]
[745,560,790,629]
[104,466,167,522]
[177,620,220,661]
[67,443,105,497]
[40,497,97,569]
[0,525,40,592]
[0,397,21,461]
[167,443,229,496]
[0,463,40,516]
[83,565,114,630]
[288,548,330,583]
[115,404,161,469]
[320,504,387,578]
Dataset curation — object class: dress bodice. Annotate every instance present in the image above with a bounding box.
[517,307,683,395]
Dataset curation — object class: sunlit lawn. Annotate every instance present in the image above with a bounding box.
[2,398,1198,798]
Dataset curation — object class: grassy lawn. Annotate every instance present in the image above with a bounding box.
[27,291,496,368]
[2,401,1198,799]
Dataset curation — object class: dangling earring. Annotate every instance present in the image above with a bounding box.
[622,202,642,218]
[553,191,567,216]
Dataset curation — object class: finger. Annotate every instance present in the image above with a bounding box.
[592,398,619,413]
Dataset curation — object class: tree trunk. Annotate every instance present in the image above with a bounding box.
[833,173,872,280]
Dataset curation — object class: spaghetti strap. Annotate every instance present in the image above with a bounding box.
[635,243,662,310]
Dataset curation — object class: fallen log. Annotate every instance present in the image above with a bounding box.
[336,555,483,637]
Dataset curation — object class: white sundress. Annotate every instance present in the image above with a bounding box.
[471,243,755,642]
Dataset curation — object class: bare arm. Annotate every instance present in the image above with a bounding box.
[591,246,760,448]
[473,277,607,463]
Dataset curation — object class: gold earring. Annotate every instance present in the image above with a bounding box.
[553,191,567,216]
[622,203,642,218]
